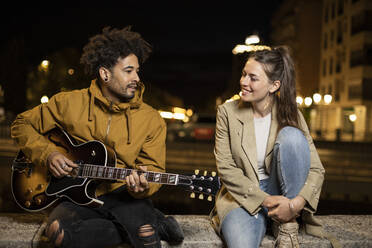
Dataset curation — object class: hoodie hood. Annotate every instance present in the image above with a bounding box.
[88,79,144,113]
[88,79,145,144]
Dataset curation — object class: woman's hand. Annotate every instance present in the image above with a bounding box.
[262,195,305,223]
[125,166,149,193]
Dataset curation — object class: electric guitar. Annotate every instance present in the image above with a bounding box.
[11,128,221,212]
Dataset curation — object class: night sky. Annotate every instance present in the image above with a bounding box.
[1,1,283,112]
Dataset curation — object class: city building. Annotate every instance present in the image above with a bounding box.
[271,0,372,141]
[270,0,323,99]
[315,0,372,141]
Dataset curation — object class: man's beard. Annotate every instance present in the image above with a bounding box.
[109,83,137,103]
[116,91,135,103]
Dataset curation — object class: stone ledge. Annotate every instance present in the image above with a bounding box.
[0,213,371,247]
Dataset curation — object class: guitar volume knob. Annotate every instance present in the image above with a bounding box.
[198,187,203,191]
[35,198,42,205]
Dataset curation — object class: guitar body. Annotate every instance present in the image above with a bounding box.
[11,128,116,212]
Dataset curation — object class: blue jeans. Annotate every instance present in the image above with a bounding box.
[221,127,310,248]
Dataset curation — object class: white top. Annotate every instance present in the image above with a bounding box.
[254,113,271,180]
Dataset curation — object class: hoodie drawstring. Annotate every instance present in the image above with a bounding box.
[125,108,132,144]
[88,95,94,121]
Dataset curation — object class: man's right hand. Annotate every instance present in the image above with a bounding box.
[47,151,78,178]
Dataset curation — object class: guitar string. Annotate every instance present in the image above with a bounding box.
[77,163,184,185]
[15,160,217,191]
[15,160,201,181]
[78,164,218,193]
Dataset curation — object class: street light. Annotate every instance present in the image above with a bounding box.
[349,114,357,122]
[304,97,312,107]
[67,68,74,75]
[41,60,50,69]
[40,95,49,103]
[232,44,271,55]
[296,96,304,105]
[245,35,260,45]
[313,93,322,104]
[39,60,50,72]
[324,94,332,104]
[232,34,271,55]
[186,109,193,117]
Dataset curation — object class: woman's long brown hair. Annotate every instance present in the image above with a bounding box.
[247,46,300,131]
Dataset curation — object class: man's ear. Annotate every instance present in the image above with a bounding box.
[270,80,281,93]
[99,67,111,82]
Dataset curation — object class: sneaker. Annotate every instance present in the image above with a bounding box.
[154,209,184,244]
[273,222,300,248]
[159,216,184,244]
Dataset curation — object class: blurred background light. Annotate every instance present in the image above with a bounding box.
[245,34,260,45]
[324,94,332,104]
[349,114,357,122]
[296,96,304,105]
[313,93,322,104]
[304,97,312,107]
[41,60,50,70]
[40,95,49,103]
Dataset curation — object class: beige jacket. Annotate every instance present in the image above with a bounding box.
[210,99,326,238]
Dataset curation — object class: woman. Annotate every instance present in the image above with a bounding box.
[210,46,326,248]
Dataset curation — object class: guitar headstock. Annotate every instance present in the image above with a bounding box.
[178,169,221,201]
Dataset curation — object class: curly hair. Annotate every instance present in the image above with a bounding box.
[80,26,152,78]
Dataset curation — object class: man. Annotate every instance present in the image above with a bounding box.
[11,26,184,248]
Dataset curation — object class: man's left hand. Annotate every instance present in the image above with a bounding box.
[125,166,149,193]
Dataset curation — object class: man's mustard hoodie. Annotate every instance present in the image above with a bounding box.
[11,80,166,198]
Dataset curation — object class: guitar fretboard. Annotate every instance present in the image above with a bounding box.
[78,164,179,185]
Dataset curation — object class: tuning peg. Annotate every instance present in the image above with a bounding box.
[207,196,213,201]
[203,170,207,176]
[198,194,204,200]
[211,171,216,177]
[190,193,195,198]
[194,169,199,175]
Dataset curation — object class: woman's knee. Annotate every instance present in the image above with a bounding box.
[276,127,308,152]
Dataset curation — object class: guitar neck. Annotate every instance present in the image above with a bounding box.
[78,164,179,185]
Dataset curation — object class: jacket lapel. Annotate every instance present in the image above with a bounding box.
[235,102,259,178]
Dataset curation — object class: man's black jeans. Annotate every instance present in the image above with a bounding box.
[47,188,161,248]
